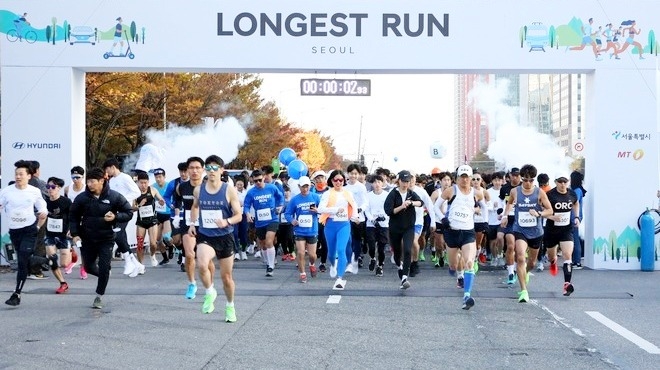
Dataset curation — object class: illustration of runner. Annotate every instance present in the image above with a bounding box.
[613,20,645,60]
[568,17,601,61]
[14,13,30,42]
[109,17,124,55]
[601,23,621,59]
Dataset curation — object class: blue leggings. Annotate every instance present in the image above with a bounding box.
[324,219,350,278]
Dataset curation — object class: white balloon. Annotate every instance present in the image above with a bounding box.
[429,142,446,159]
[135,143,165,172]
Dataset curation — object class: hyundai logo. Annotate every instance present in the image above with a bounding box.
[12,142,25,149]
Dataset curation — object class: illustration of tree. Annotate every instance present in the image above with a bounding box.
[94,28,98,43]
[637,246,641,261]
[519,27,524,48]
[46,25,52,43]
[130,21,137,42]
[549,26,556,48]
[63,20,68,42]
[609,231,617,263]
[648,30,655,55]
[51,17,57,45]
[141,27,145,44]
[626,243,629,263]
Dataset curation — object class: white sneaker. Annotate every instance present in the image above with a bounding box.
[241,251,248,260]
[329,263,337,278]
[332,278,346,290]
[138,263,146,275]
[390,254,396,265]
[254,250,261,259]
[535,261,544,272]
[345,262,358,275]
[247,244,254,255]
[128,264,139,278]
[122,254,136,275]
[150,256,158,267]
[234,254,240,261]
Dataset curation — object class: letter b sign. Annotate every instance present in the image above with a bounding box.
[429,142,446,159]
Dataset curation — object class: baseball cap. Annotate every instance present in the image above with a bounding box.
[510,167,520,175]
[298,176,311,187]
[554,172,570,181]
[311,170,326,179]
[456,165,473,177]
[397,170,412,182]
[153,168,165,176]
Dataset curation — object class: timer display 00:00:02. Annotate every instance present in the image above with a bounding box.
[300,79,371,96]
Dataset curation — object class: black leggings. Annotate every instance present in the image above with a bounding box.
[277,223,294,255]
[317,223,327,264]
[9,224,38,294]
[80,239,114,296]
[114,221,131,254]
[389,227,415,276]
[367,226,388,266]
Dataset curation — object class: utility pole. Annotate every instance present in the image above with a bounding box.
[356,115,363,162]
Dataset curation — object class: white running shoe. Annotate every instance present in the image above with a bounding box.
[390,254,396,265]
[138,263,146,275]
[329,263,337,278]
[247,244,255,255]
[240,251,248,260]
[122,254,136,275]
[535,261,544,272]
[345,262,358,275]
[332,278,346,290]
[234,254,240,261]
[150,256,158,267]
[254,250,261,259]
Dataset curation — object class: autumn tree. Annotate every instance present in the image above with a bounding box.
[469,150,496,173]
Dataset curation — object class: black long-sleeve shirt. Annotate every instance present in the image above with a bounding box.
[69,183,133,242]
[384,188,421,233]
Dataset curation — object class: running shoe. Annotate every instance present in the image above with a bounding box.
[225,305,237,323]
[345,262,358,275]
[563,282,575,296]
[573,263,583,270]
[332,278,346,290]
[535,261,544,272]
[375,265,383,277]
[159,258,170,266]
[506,273,517,285]
[80,266,88,280]
[299,272,307,283]
[185,283,197,300]
[64,262,75,275]
[478,253,487,264]
[319,264,327,273]
[309,265,318,278]
[55,282,69,294]
[202,288,217,314]
[329,263,337,278]
[368,258,376,272]
[431,255,439,264]
[419,252,426,262]
[92,296,103,309]
[5,292,20,306]
[357,256,363,268]
[266,267,274,277]
[240,251,248,261]
[151,255,159,267]
[400,277,411,290]
[457,277,464,289]
[473,261,479,274]
[549,261,558,276]
[518,290,529,303]
[462,296,475,310]
[448,268,456,277]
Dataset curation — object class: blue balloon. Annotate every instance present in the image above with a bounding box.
[287,159,308,180]
[393,156,398,162]
[278,148,297,166]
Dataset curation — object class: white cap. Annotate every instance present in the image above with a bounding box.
[554,172,570,181]
[456,165,473,177]
[298,176,311,187]
[311,170,326,179]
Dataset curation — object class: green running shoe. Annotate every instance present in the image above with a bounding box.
[419,252,426,262]
[473,261,479,274]
[202,289,217,314]
[518,290,529,303]
[225,305,237,323]
[431,255,439,264]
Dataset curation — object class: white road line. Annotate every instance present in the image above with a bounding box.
[530,300,586,337]
[326,295,342,304]
[586,311,660,354]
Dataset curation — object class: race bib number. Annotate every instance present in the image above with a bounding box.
[184,209,199,226]
[257,208,272,221]
[47,217,63,232]
[201,210,224,228]
[8,210,30,229]
[518,211,538,227]
[555,211,571,227]
[139,205,155,218]
[334,211,348,222]
[155,202,166,213]
[449,207,471,222]
[298,215,313,228]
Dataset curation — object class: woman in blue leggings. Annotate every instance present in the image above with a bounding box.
[317,169,357,290]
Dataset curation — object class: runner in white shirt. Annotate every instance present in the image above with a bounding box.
[64,166,88,279]
[486,172,505,266]
[1,160,48,306]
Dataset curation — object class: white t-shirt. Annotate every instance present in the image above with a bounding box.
[0,185,47,229]
[344,181,368,222]
[109,172,141,204]
[365,190,389,228]
[486,187,502,225]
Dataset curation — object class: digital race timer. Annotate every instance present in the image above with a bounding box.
[300,79,371,96]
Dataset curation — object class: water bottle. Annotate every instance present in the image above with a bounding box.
[640,209,655,271]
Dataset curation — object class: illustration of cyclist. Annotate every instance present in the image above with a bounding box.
[14,13,30,42]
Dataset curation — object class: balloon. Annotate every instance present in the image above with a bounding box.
[287,159,308,180]
[429,142,446,159]
[393,156,398,162]
[278,148,297,166]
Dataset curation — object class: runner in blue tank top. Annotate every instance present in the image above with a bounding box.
[501,164,552,303]
[188,155,242,323]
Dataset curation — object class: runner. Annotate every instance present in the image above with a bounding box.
[311,170,330,272]
[43,177,72,294]
[64,166,88,279]
[134,172,166,267]
[499,167,522,285]
[364,174,389,277]
[284,176,321,283]
[486,172,504,267]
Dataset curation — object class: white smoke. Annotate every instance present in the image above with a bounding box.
[470,78,572,179]
[128,116,248,175]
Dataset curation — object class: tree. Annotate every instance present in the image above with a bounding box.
[469,150,496,173]
[51,17,57,44]
[130,21,137,42]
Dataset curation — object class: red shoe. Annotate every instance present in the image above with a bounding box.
[309,265,318,278]
[549,261,558,276]
[478,254,487,264]
[80,266,88,280]
[56,282,69,294]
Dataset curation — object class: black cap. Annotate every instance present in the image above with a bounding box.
[398,170,412,182]
[510,167,520,174]
[153,168,165,176]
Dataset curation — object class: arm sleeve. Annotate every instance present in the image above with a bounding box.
[316,191,338,214]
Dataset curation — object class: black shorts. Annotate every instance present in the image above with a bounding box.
[136,220,158,229]
[443,229,476,248]
[44,236,69,249]
[543,229,573,248]
[422,213,431,233]
[513,233,543,249]
[256,222,280,240]
[196,233,235,260]
[474,222,489,233]
[487,224,499,241]
[499,216,515,235]
[157,213,171,225]
[294,235,318,244]
[435,222,445,234]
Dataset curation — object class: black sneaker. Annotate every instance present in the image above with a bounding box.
[462,296,475,310]
[319,264,327,273]
[159,258,170,266]
[5,292,20,306]
[573,263,583,270]
[375,265,383,277]
[167,246,174,260]
[439,257,445,268]
[266,267,274,277]
[357,256,364,268]
[368,259,376,272]
[457,277,465,289]
[180,263,186,272]
[92,296,103,309]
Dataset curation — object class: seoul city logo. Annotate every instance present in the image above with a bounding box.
[612,131,621,139]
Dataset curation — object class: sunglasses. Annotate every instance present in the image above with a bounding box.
[556,179,568,183]
[71,176,82,180]
[204,164,220,172]
[332,178,344,183]
[521,178,534,183]
[46,184,58,189]
[472,178,481,181]
[253,178,264,183]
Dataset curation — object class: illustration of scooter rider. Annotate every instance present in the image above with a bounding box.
[109,17,124,56]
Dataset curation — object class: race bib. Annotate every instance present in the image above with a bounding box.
[334,211,348,222]
[47,217,63,232]
[155,202,167,213]
[555,211,571,227]
[449,207,471,222]
[201,209,224,228]
[8,210,30,229]
[517,211,537,227]
[257,208,272,221]
[139,205,155,218]
[298,215,313,228]
[184,209,199,226]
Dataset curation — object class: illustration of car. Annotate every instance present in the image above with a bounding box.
[526,22,548,52]
[70,26,96,45]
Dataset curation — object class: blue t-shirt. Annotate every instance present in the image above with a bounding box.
[243,183,284,228]
[152,182,171,215]
[285,192,321,237]
[163,178,181,217]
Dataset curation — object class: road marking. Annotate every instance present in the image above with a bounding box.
[326,295,342,304]
[586,311,660,354]
[530,300,586,337]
